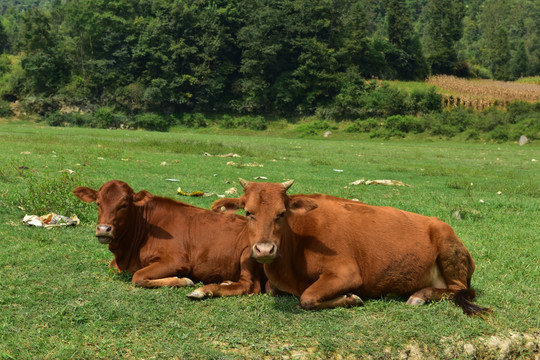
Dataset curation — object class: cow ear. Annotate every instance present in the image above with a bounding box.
[73,187,97,203]
[133,190,153,206]
[211,198,243,213]
[289,197,318,215]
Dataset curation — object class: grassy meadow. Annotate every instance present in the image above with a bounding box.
[0,120,538,359]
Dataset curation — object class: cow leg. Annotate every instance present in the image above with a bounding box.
[132,262,194,288]
[187,250,263,299]
[299,270,364,310]
[406,287,452,305]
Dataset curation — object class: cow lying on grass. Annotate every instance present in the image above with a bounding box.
[209,178,491,316]
[73,180,263,297]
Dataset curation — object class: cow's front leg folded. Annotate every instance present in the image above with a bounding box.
[132,262,195,288]
[187,278,260,299]
[298,270,364,310]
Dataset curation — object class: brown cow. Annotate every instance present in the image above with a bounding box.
[209,178,491,315]
[73,180,263,297]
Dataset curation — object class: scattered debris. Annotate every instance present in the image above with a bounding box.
[333,169,344,172]
[23,213,80,228]
[177,187,204,197]
[166,178,180,182]
[160,161,167,166]
[452,211,462,220]
[323,131,332,138]
[224,187,238,196]
[97,157,104,160]
[177,187,225,198]
[226,161,263,167]
[253,176,267,180]
[349,179,411,187]
[60,169,75,174]
[203,152,240,158]
[532,159,537,162]
[519,135,528,146]
[20,151,31,155]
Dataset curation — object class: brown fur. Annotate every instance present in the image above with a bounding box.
[211,179,490,315]
[73,180,263,297]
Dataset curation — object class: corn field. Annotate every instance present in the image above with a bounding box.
[427,75,540,110]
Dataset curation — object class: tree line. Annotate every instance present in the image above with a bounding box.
[0,0,538,119]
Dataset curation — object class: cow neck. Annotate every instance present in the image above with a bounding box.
[264,218,300,294]
[109,202,152,272]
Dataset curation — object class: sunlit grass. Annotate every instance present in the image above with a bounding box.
[0,121,538,359]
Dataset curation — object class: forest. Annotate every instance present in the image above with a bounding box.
[0,0,538,127]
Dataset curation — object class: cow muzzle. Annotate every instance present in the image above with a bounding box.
[95,224,113,244]
[251,242,279,263]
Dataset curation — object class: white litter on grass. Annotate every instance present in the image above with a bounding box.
[203,152,240,158]
[23,213,80,228]
[349,179,411,187]
[166,178,180,182]
[253,176,267,180]
[333,169,344,172]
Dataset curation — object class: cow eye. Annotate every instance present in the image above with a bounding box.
[96,201,101,206]
[277,211,286,220]
[119,203,127,210]
[245,211,251,217]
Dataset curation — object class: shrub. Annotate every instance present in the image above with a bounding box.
[474,108,508,132]
[510,114,540,140]
[94,107,126,129]
[0,99,13,117]
[385,115,425,134]
[410,87,442,114]
[362,82,411,118]
[179,113,208,128]
[218,114,236,129]
[344,118,380,133]
[489,125,509,142]
[130,113,171,132]
[46,111,93,127]
[296,119,337,136]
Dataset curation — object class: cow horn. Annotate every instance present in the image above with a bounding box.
[238,178,250,189]
[282,179,294,190]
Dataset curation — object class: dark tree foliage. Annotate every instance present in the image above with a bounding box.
[0,0,537,120]
[385,0,428,80]
[422,0,466,75]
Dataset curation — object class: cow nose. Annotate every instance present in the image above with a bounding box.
[95,224,113,244]
[251,243,278,263]
[96,224,112,234]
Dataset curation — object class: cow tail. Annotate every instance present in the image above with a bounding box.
[453,288,492,316]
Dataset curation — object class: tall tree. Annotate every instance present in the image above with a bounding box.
[385,0,428,80]
[422,0,466,75]
[0,19,8,53]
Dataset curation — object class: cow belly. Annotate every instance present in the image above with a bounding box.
[361,256,443,297]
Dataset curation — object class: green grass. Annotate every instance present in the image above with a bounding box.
[0,121,538,359]
[517,76,540,85]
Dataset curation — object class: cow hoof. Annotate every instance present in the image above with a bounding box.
[406,296,425,306]
[348,294,364,306]
[187,289,212,299]
[179,277,195,287]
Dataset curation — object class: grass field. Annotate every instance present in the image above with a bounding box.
[0,121,538,359]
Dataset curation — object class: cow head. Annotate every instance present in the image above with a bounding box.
[73,180,152,245]
[211,178,318,264]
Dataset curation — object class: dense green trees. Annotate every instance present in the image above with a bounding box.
[0,0,538,120]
